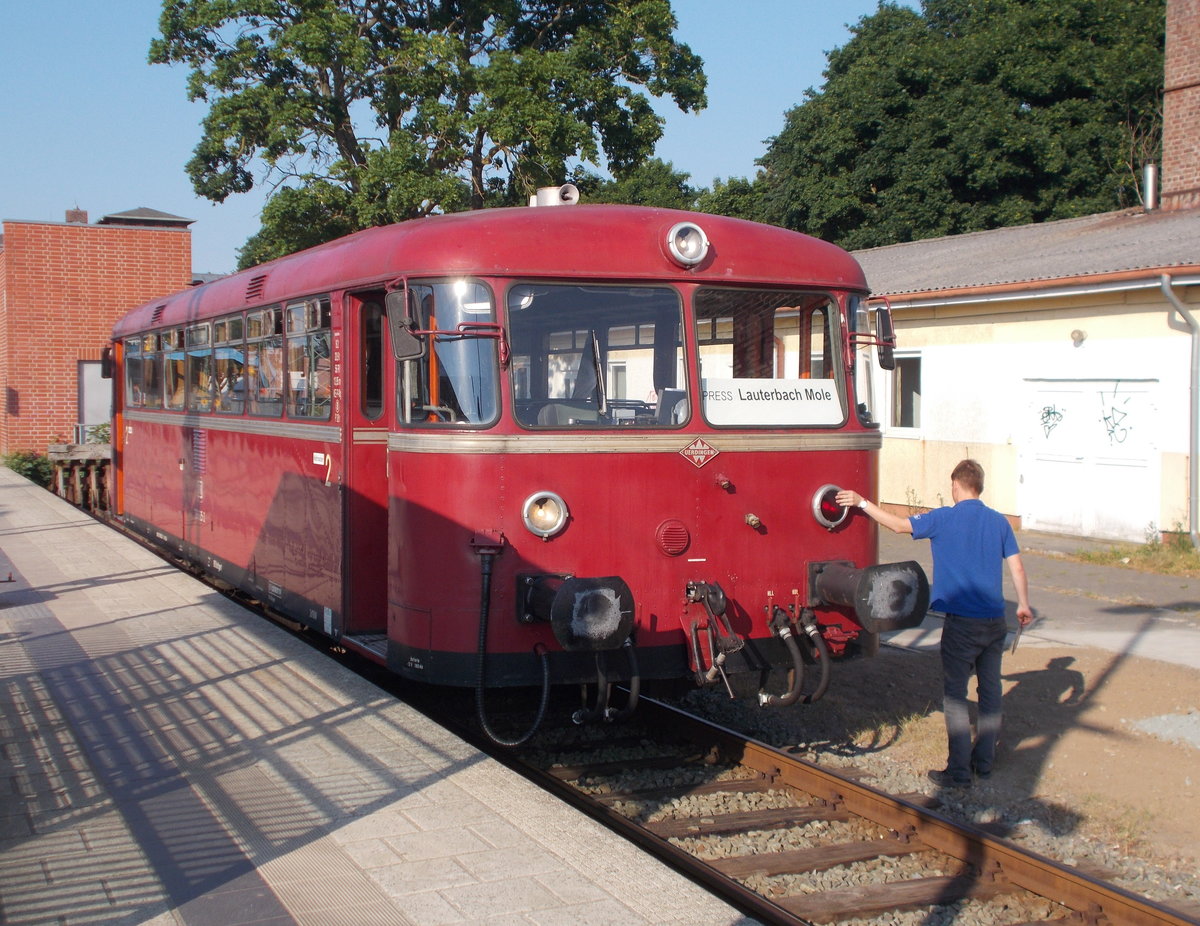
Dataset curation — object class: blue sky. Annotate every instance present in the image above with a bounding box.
[1,1,896,274]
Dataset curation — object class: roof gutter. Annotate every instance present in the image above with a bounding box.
[876,267,1200,310]
[1161,274,1200,549]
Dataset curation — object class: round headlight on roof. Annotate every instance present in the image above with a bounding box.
[522,491,569,539]
[666,221,710,267]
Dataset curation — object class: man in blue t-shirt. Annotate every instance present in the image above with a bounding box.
[837,460,1033,787]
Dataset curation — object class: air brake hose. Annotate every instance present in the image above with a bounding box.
[474,551,550,746]
[759,606,805,707]
[798,610,831,704]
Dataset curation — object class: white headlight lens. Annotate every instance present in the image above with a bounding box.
[523,491,569,538]
[666,222,710,267]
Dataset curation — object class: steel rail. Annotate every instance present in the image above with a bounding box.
[636,696,1198,926]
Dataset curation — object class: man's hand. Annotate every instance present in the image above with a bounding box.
[835,489,862,509]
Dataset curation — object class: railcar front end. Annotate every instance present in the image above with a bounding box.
[377,203,928,728]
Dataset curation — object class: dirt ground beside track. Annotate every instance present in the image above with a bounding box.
[818,639,1200,867]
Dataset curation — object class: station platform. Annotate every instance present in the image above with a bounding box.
[0,467,750,926]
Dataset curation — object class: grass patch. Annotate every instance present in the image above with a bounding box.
[1072,533,1200,579]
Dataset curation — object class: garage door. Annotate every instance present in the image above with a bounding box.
[1018,379,1159,542]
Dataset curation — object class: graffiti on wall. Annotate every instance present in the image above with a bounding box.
[1032,380,1148,451]
[1100,383,1132,445]
[1039,404,1064,438]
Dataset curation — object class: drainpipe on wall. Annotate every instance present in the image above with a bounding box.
[1161,274,1200,549]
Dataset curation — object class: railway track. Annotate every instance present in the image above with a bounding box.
[493,694,1198,926]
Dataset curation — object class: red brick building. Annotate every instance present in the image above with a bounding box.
[1163,0,1200,210]
[0,208,193,454]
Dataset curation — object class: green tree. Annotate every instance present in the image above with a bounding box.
[754,0,1164,249]
[695,175,767,222]
[573,158,698,208]
[150,0,706,268]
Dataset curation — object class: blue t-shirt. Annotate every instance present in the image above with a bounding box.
[909,498,1019,619]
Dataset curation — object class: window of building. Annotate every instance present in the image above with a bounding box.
[891,355,922,429]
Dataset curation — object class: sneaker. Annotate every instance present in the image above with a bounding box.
[928,768,972,788]
[972,764,992,780]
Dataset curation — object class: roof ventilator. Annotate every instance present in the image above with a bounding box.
[528,184,580,207]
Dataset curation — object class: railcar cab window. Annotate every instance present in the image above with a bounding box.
[213,314,246,414]
[286,297,332,419]
[246,308,284,417]
[399,280,498,426]
[695,290,845,427]
[508,284,685,428]
[124,333,163,409]
[185,324,214,412]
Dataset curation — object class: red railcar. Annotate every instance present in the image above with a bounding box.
[110,192,927,740]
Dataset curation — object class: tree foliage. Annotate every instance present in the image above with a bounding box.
[753,0,1164,250]
[573,158,698,208]
[150,0,706,267]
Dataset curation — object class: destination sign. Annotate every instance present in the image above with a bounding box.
[701,378,843,426]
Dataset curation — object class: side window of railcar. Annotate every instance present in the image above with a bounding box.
[399,280,499,427]
[695,290,844,427]
[361,301,384,420]
[508,284,686,428]
[141,333,164,409]
[246,309,284,417]
[185,324,214,412]
[285,297,332,420]
[124,337,144,407]
[163,329,186,411]
[213,315,246,414]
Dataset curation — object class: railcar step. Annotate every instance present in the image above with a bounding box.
[343,633,388,658]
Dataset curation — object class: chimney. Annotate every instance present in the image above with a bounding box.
[65,208,88,224]
[1162,0,1200,210]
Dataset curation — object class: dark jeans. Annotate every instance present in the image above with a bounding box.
[940,614,1008,779]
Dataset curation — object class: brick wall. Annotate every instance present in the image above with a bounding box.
[1163,0,1200,210]
[0,220,191,454]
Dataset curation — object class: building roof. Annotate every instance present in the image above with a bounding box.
[854,206,1200,300]
[97,207,194,227]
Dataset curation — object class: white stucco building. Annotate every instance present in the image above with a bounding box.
[854,0,1200,544]
[857,210,1200,542]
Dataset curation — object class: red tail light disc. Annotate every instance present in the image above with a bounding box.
[813,484,849,530]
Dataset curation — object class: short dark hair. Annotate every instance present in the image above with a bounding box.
[951,458,984,495]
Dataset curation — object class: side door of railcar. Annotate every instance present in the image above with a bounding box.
[247,298,345,634]
[339,290,392,653]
